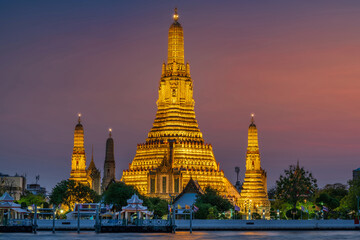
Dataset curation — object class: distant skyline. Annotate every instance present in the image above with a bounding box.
[1,1,360,192]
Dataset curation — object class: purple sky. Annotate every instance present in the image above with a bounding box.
[1,1,360,193]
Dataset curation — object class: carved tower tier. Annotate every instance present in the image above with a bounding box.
[238,114,270,219]
[69,114,101,195]
[69,114,88,185]
[87,146,101,195]
[121,9,240,202]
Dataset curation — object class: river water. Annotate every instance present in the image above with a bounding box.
[0,231,359,240]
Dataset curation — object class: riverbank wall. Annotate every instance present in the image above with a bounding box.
[27,219,360,231]
[175,219,360,230]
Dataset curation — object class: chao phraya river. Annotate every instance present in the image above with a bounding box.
[0,231,359,240]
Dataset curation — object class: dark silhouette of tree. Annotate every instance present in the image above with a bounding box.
[321,183,348,201]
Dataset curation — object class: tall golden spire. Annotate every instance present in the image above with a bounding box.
[69,113,88,184]
[122,9,241,203]
[73,113,84,148]
[246,113,260,170]
[168,8,184,65]
[239,114,270,219]
[148,8,200,142]
[248,113,259,149]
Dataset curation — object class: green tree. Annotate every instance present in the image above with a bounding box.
[268,187,276,199]
[194,203,212,219]
[102,182,169,217]
[322,183,347,200]
[275,163,318,210]
[18,193,46,207]
[194,186,232,219]
[315,193,340,219]
[316,193,340,210]
[49,180,100,210]
[207,207,218,219]
[339,179,360,217]
[102,182,139,211]
[143,197,168,218]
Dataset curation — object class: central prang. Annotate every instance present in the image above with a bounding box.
[121,9,241,203]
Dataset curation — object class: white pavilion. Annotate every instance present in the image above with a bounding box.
[119,194,152,221]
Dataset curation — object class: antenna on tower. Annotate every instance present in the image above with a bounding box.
[35,175,40,184]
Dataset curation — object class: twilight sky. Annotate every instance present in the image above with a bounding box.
[1,1,360,193]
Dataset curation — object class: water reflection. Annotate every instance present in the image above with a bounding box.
[0,231,358,240]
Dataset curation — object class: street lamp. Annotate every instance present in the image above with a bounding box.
[262,209,265,220]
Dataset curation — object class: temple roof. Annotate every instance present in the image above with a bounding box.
[0,192,14,202]
[174,178,203,203]
[127,194,143,204]
[87,145,99,173]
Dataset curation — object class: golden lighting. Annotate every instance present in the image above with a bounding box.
[173,8,179,21]
[120,9,240,203]
[69,114,88,185]
[69,114,101,195]
[238,115,270,219]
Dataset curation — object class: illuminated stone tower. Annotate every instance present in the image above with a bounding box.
[102,129,116,192]
[121,9,240,202]
[87,146,101,194]
[69,114,101,195]
[69,114,88,185]
[239,114,270,219]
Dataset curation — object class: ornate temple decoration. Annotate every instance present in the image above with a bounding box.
[121,9,240,202]
[87,146,101,194]
[69,114,101,194]
[238,114,270,219]
[69,114,88,185]
[102,128,116,192]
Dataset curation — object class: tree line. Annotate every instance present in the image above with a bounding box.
[13,163,360,220]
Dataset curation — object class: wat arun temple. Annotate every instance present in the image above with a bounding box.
[69,9,270,218]
[120,9,270,216]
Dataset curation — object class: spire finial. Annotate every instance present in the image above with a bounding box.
[109,128,112,137]
[91,144,94,162]
[173,8,178,21]
[78,113,81,123]
[250,113,255,124]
